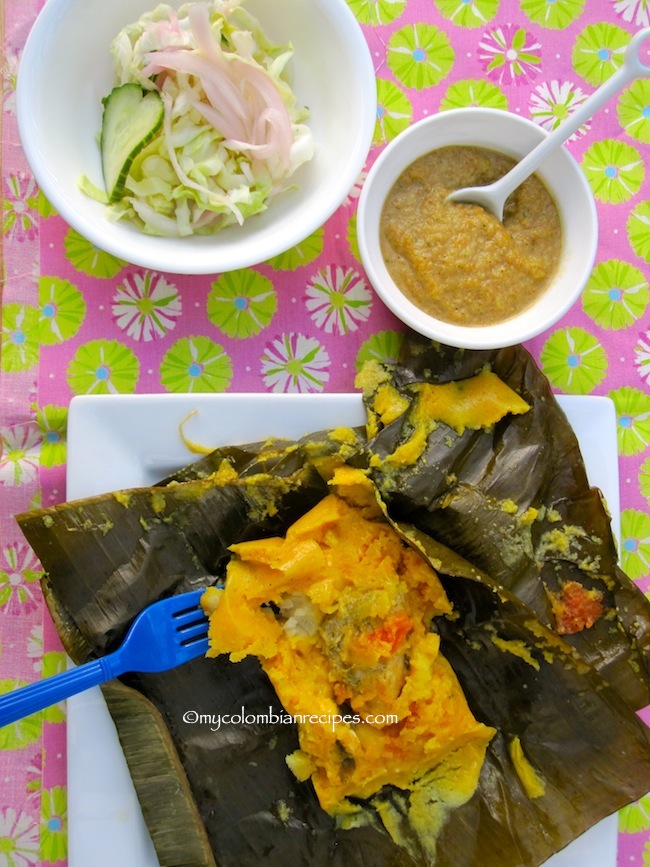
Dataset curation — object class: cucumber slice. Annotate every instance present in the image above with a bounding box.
[100,83,164,203]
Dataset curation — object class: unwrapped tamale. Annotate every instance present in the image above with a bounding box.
[15,334,650,867]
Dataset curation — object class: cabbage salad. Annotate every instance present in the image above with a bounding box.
[81,0,314,236]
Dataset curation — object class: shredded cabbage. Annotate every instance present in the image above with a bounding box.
[85,0,314,236]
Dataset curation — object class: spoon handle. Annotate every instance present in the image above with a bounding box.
[495,27,650,202]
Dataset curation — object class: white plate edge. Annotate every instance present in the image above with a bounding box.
[64,392,621,867]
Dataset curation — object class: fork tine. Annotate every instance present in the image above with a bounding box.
[178,621,210,643]
[173,606,208,628]
[172,590,207,617]
[179,635,210,656]
[0,589,213,726]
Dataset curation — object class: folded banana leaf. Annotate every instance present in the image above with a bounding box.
[16,334,650,867]
[358,334,650,712]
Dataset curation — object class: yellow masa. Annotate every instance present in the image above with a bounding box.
[202,471,495,817]
[369,369,530,466]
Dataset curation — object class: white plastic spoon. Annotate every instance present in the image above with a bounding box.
[447,27,650,220]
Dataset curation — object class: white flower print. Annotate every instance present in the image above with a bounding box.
[3,174,40,242]
[612,0,649,27]
[342,170,368,207]
[27,625,44,673]
[0,543,43,614]
[112,272,182,341]
[479,25,542,86]
[261,334,330,393]
[2,48,19,115]
[0,808,39,867]
[305,267,373,335]
[529,80,590,136]
[635,330,650,386]
[0,424,41,487]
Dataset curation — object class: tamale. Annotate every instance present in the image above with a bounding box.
[202,479,496,825]
[15,334,650,866]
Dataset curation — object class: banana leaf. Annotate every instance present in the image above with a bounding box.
[358,334,650,712]
[16,334,650,867]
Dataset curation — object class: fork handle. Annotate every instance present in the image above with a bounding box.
[0,653,122,728]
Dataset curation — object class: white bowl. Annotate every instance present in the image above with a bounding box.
[357,108,598,350]
[17,0,376,275]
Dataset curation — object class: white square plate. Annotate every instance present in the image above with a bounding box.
[65,392,620,867]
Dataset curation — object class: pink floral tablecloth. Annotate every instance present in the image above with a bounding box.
[1,0,649,864]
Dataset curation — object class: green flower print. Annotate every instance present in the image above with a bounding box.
[63,228,125,278]
[539,327,608,395]
[374,79,413,146]
[36,405,67,469]
[207,270,277,338]
[582,259,649,329]
[0,543,43,615]
[387,24,454,91]
[440,78,508,111]
[38,276,86,345]
[618,79,650,144]
[266,228,325,271]
[640,456,650,503]
[346,0,406,26]
[627,200,650,262]
[355,330,405,371]
[112,272,182,341]
[581,139,644,204]
[434,0,498,29]
[36,190,56,220]
[1,304,39,372]
[40,786,67,863]
[620,508,650,580]
[520,0,585,29]
[41,653,67,724]
[66,340,140,395]
[0,680,41,749]
[0,808,39,866]
[261,333,330,393]
[619,792,650,833]
[160,336,233,393]
[608,385,650,456]
[572,23,630,87]
[305,267,373,335]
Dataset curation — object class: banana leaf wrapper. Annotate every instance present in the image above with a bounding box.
[20,440,418,867]
[16,336,650,866]
[359,334,650,712]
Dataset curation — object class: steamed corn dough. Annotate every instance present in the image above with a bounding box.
[203,470,495,834]
[200,371,523,842]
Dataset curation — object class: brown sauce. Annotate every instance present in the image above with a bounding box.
[379,145,562,327]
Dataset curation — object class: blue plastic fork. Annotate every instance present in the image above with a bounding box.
[0,588,210,728]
